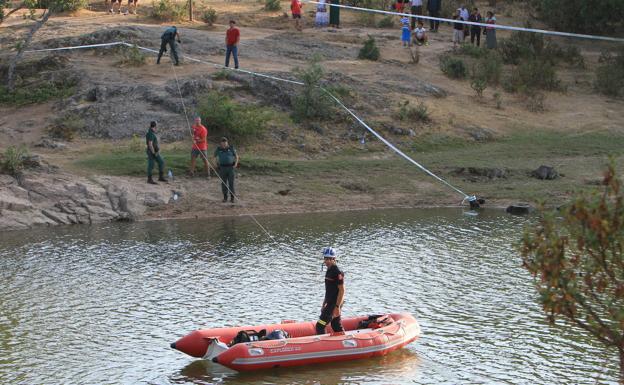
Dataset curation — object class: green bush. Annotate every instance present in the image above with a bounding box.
[439,55,467,79]
[358,36,380,61]
[459,43,488,59]
[535,0,624,34]
[499,29,546,65]
[473,51,502,85]
[212,69,230,80]
[201,7,217,25]
[397,100,430,123]
[0,145,29,177]
[0,81,75,106]
[291,59,334,122]
[504,59,561,93]
[151,0,187,21]
[196,91,273,142]
[116,44,146,67]
[264,0,281,11]
[377,15,394,28]
[470,76,487,98]
[595,49,624,98]
[48,114,84,141]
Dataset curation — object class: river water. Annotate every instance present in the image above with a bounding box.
[0,208,619,384]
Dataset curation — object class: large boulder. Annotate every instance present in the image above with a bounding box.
[531,165,559,180]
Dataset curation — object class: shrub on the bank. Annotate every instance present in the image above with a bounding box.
[439,55,467,79]
[499,29,584,68]
[595,48,624,98]
[151,0,187,21]
[196,91,273,141]
[116,44,146,67]
[377,15,394,28]
[459,43,488,59]
[264,0,281,11]
[504,59,561,93]
[0,81,75,106]
[48,114,84,141]
[397,100,430,123]
[291,58,334,122]
[201,7,217,25]
[0,145,29,177]
[358,36,380,61]
[535,0,623,34]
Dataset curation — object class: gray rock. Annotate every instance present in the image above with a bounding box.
[531,165,559,180]
[464,127,495,142]
[35,138,67,150]
[452,167,507,179]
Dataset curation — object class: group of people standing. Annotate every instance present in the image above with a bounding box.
[452,5,497,49]
[145,119,240,204]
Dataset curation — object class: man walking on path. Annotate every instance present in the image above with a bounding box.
[146,121,167,184]
[213,137,239,203]
[427,0,441,32]
[315,247,345,335]
[410,0,423,30]
[190,117,210,178]
[225,20,240,69]
[157,26,181,66]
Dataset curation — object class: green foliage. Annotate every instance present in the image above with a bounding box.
[595,49,624,98]
[264,0,281,11]
[459,43,488,59]
[0,145,29,177]
[48,113,84,141]
[358,35,380,61]
[128,134,143,152]
[291,58,334,122]
[439,55,467,79]
[499,29,584,68]
[504,59,561,94]
[201,7,217,25]
[36,0,87,12]
[151,0,187,21]
[212,69,230,80]
[470,76,487,98]
[377,15,394,28]
[535,0,624,34]
[196,91,274,142]
[116,44,146,67]
[397,100,430,123]
[521,162,624,379]
[0,81,75,106]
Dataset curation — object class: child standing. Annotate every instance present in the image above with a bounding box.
[400,16,411,47]
[452,10,464,49]
[291,0,303,31]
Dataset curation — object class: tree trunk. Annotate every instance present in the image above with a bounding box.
[6,8,52,91]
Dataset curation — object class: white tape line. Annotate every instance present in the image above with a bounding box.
[305,1,624,43]
[25,42,125,53]
[23,40,471,200]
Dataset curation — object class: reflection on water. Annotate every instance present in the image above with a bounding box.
[0,208,619,384]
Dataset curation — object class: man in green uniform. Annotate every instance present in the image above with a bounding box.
[213,137,239,203]
[156,26,181,66]
[146,121,166,184]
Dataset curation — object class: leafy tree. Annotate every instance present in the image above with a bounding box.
[521,163,624,384]
[536,0,624,34]
[291,57,334,122]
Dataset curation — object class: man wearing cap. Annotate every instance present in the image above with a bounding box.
[146,121,166,184]
[156,25,181,66]
[213,137,239,203]
[315,247,345,335]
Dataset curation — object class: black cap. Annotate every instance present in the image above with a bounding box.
[150,121,157,128]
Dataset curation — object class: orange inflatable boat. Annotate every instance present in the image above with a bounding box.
[171,313,420,371]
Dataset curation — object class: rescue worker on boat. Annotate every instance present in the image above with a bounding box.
[316,247,345,335]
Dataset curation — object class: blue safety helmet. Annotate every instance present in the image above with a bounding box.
[322,247,336,259]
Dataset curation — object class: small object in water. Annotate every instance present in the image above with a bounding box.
[506,203,532,215]
[173,193,179,201]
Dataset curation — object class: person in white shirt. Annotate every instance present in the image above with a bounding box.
[458,5,469,41]
[410,0,423,30]
[413,20,428,45]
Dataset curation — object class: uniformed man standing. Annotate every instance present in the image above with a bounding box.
[146,121,166,184]
[156,26,181,65]
[213,137,239,203]
[315,247,346,335]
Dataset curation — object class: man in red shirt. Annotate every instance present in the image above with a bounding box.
[190,116,210,177]
[225,20,240,69]
[291,0,303,31]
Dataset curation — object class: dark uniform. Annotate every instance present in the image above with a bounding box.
[214,144,238,202]
[157,26,180,65]
[315,264,345,335]
[146,127,165,182]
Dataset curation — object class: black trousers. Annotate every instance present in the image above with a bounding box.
[410,5,422,30]
[157,39,179,64]
[315,304,344,335]
[218,166,235,198]
[428,9,440,31]
[471,28,481,46]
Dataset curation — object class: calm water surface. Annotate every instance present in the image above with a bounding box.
[0,209,619,384]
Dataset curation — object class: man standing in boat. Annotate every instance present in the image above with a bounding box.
[316,247,345,335]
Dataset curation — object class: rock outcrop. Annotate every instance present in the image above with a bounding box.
[0,171,177,231]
